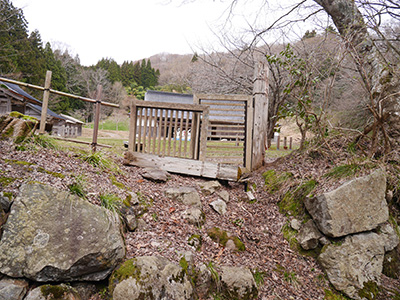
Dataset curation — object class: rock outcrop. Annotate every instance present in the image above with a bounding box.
[110,256,193,300]
[304,169,388,237]
[0,183,125,282]
[318,232,385,300]
[0,277,28,300]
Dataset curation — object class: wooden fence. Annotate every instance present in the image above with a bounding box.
[0,71,119,151]
[127,100,209,160]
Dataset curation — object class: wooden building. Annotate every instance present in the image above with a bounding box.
[0,80,82,137]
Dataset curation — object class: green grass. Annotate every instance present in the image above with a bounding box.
[85,119,130,131]
[100,194,122,213]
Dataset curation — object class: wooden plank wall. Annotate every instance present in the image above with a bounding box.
[128,100,209,160]
[194,94,253,170]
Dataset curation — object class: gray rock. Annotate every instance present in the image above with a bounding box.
[0,192,12,212]
[220,266,258,300]
[0,183,125,282]
[0,277,28,300]
[305,169,388,237]
[379,222,399,252]
[24,284,80,300]
[165,186,202,208]
[209,199,227,215]
[142,167,169,182]
[217,190,230,202]
[196,264,213,299]
[125,214,137,231]
[111,256,193,300]
[290,218,302,231]
[318,232,385,299]
[136,219,148,232]
[297,220,323,250]
[199,181,221,195]
[183,207,205,227]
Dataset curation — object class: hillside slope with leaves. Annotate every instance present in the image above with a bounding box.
[0,134,399,300]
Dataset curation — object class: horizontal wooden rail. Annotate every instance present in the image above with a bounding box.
[0,77,119,108]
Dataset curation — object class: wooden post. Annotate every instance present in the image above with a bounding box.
[289,137,293,150]
[128,100,137,152]
[39,70,52,134]
[284,136,287,149]
[277,137,280,150]
[252,61,269,170]
[91,85,102,152]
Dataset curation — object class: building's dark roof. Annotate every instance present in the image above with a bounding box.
[0,80,65,120]
[26,103,66,121]
[0,80,42,105]
[144,90,193,105]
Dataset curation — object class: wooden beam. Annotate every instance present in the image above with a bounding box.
[123,151,240,181]
[91,85,102,152]
[52,137,112,148]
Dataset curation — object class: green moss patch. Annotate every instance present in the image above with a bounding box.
[207,227,245,252]
[0,176,17,187]
[109,258,140,294]
[278,179,317,217]
[262,170,293,193]
[358,281,379,300]
[37,167,65,178]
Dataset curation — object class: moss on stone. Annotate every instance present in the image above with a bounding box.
[109,258,140,295]
[278,179,317,217]
[383,249,400,279]
[40,284,78,299]
[207,227,245,252]
[188,234,202,251]
[357,281,379,300]
[110,175,128,190]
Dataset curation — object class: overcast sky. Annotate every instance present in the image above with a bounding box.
[12,0,235,66]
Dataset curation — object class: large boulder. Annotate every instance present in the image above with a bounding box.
[110,256,193,300]
[305,169,388,237]
[318,232,385,299]
[0,183,125,282]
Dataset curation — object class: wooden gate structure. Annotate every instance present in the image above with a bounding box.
[124,62,269,181]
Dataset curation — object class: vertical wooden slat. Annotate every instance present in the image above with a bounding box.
[128,100,137,152]
[178,110,184,157]
[173,110,179,157]
[142,108,148,153]
[190,112,199,159]
[137,108,143,152]
[167,110,173,156]
[39,70,52,134]
[184,111,190,158]
[162,109,168,156]
[199,106,209,161]
[152,109,158,154]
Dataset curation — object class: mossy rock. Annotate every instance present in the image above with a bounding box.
[278,179,317,217]
[188,234,202,251]
[109,256,193,300]
[39,284,80,300]
[383,248,400,279]
[207,227,245,252]
[357,281,379,300]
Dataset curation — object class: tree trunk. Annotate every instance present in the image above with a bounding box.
[314,0,400,147]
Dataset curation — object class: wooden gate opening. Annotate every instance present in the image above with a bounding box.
[194,94,253,170]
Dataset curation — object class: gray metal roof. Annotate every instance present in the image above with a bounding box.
[145,90,193,104]
[0,80,65,120]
